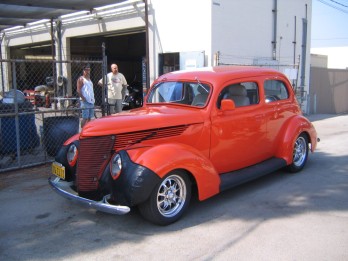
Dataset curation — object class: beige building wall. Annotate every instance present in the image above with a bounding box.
[310,54,328,68]
[310,67,348,114]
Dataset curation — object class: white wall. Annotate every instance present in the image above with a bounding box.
[212,0,311,64]
[310,53,328,68]
[211,0,311,112]
[150,0,212,78]
[150,0,211,53]
[212,0,274,64]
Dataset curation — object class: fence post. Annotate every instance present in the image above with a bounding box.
[0,35,4,94]
[102,43,107,116]
[12,61,21,167]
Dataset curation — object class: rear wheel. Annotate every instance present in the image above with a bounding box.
[138,170,191,226]
[286,133,309,173]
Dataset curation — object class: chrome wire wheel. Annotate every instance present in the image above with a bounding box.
[138,170,191,225]
[156,174,187,218]
[293,136,307,167]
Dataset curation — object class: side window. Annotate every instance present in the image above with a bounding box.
[217,82,259,108]
[264,80,289,103]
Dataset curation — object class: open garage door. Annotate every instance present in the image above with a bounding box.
[70,30,146,103]
[70,31,146,86]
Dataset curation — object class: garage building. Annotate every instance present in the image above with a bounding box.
[0,0,312,112]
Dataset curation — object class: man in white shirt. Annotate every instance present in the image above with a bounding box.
[77,64,95,128]
[98,63,127,114]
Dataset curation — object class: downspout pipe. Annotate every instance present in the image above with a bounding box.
[300,5,308,93]
[144,0,150,91]
[293,16,297,67]
[272,0,278,60]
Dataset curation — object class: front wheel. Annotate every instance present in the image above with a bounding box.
[138,170,191,226]
[286,133,309,173]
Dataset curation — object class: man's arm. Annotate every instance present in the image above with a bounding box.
[122,74,128,86]
[76,76,86,102]
[98,73,110,87]
[98,78,103,86]
[121,74,128,97]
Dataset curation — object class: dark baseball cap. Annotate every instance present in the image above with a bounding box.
[83,64,91,70]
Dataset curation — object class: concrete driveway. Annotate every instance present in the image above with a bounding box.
[1,114,347,261]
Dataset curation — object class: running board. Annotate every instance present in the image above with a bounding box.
[219,158,287,192]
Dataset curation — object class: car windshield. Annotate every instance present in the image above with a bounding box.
[147,81,211,107]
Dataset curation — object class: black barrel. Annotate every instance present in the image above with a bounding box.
[43,116,79,157]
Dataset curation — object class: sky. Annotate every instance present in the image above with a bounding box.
[311,0,348,68]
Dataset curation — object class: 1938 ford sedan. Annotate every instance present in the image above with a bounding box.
[49,66,318,225]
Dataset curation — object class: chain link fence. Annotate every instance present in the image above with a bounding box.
[0,59,106,173]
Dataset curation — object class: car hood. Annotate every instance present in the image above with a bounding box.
[81,105,205,137]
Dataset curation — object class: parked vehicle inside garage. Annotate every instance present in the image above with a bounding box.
[49,66,318,225]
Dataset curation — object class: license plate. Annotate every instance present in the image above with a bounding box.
[52,162,65,179]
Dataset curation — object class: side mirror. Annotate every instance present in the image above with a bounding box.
[220,99,235,111]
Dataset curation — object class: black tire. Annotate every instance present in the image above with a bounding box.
[138,170,191,226]
[286,133,309,173]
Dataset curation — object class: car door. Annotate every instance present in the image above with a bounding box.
[210,80,270,173]
[262,78,296,154]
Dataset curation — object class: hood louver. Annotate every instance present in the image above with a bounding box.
[114,125,188,150]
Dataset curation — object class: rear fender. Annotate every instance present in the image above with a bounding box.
[276,115,318,164]
[127,143,220,201]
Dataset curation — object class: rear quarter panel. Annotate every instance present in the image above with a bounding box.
[275,115,318,164]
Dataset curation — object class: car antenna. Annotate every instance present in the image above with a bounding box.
[195,77,209,92]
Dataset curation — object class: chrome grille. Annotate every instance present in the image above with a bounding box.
[77,136,114,192]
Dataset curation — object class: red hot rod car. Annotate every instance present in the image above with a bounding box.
[49,66,318,225]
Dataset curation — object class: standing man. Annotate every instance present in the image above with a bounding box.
[98,63,127,114]
[77,64,95,128]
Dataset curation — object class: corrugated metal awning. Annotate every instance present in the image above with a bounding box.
[0,0,127,31]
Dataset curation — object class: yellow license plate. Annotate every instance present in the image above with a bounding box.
[52,162,65,179]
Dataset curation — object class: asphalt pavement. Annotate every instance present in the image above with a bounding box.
[0,113,347,261]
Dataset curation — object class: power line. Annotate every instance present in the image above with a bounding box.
[327,0,348,8]
[317,0,348,13]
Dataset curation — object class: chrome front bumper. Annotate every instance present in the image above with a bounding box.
[48,177,130,215]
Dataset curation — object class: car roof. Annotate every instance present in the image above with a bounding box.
[155,66,285,85]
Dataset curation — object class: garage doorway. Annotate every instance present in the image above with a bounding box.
[159,51,205,75]
[71,31,146,83]
[70,31,146,104]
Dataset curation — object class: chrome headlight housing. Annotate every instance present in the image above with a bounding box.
[110,153,122,180]
[67,144,78,166]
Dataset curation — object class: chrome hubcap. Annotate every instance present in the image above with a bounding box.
[157,175,186,217]
[293,136,307,167]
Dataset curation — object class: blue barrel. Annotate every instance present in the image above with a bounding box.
[0,102,40,154]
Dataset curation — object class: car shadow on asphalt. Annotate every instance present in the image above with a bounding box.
[1,150,347,260]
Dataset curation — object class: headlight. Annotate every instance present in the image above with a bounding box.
[67,144,78,166]
[110,153,122,180]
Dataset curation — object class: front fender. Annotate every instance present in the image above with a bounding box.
[63,133,80,146]
[276,115,318,164]
[127,143,220,201]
